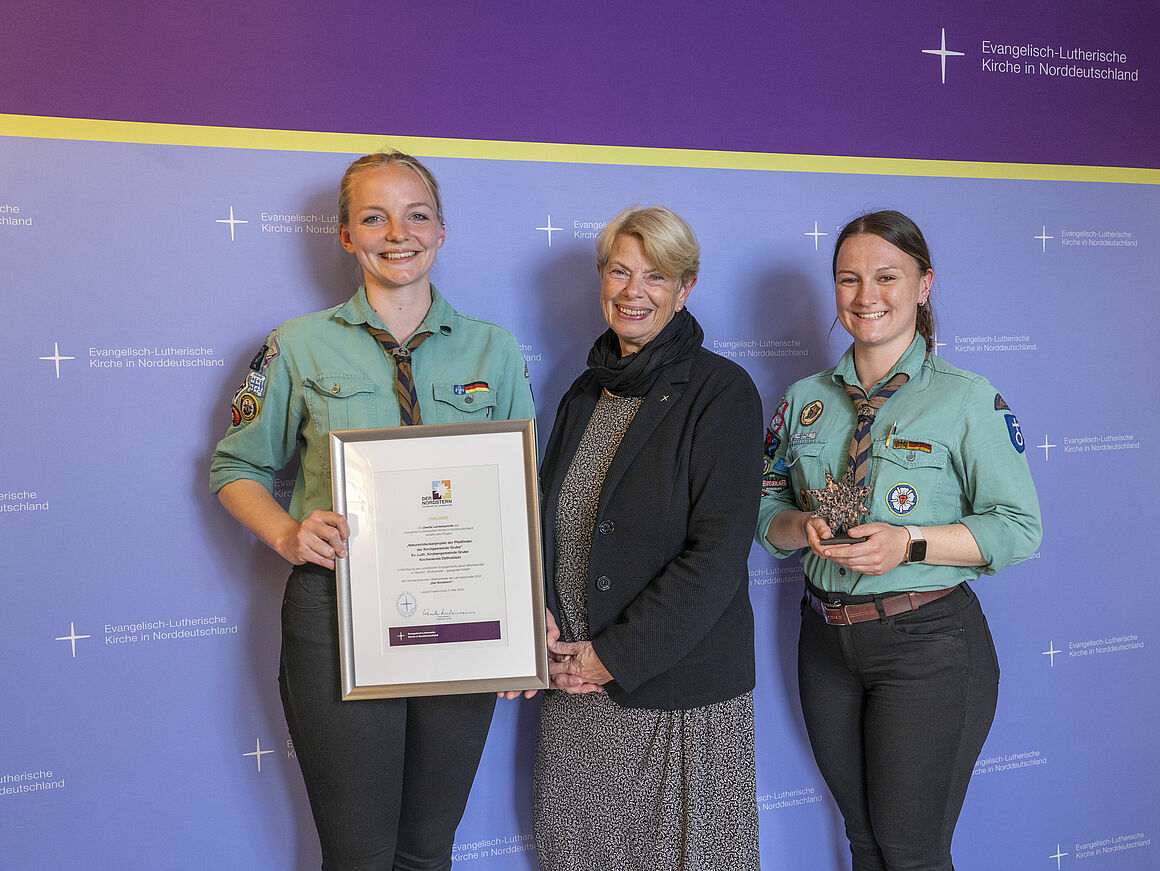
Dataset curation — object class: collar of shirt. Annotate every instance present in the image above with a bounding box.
[332,284,456,343]
[830,331,929,395]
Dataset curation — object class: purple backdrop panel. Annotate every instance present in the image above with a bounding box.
[2,130,1156,870]
[2,1,1158,167]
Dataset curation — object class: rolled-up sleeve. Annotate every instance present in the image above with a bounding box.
[955,380,1042,573]
[209,330,301,496]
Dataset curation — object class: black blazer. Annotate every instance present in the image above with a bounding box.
[540,346,764,710]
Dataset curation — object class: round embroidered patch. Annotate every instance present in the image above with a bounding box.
[886,483,918,516]
[799,399,824,427]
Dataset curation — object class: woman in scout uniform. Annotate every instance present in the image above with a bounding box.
[756,210,1041,871]
[210,151,534,871]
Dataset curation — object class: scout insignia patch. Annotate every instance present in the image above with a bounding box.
[237,392,260,423]
[994,393,1010,411]
[764,429,781,459]
[799,488,812,511]
[245,371,267,398]
[886,483,918,516]
[769,399,789,436]
[1004,414,1025,453]
[248,344,268,372]
[453,381,490,395]
[799,400,824,427]
[891,438,931,453]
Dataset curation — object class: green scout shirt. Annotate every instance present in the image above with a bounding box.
[755,332,1042,594]
[210,286,535,521]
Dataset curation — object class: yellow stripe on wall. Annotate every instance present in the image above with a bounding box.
[2,113,1157,185]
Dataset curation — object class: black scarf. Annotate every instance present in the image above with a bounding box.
[585,309,704,397]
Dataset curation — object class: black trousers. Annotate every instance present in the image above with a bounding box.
[798,582,999,871]
[279,563,497,871]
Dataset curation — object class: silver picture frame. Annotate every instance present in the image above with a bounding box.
[330,419,547,700]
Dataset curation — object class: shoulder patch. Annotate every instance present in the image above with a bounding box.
[237,392,261,423]
[764,429,781,459]
[994,393,1010,411]
[1004,414,1025,453]
[769,399,789,436]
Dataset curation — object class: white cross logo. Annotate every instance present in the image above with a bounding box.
[536,214,562,247]
[55,622,91,658]
[243,738,274,772]
[804,221,828,251]
[922,28,965,84]
[216,206,249,241]
[39,342,76,379]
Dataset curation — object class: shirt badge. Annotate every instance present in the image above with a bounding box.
[886,483,919,516]
[769,399,789,436]
[799,400,824,427]
[237,392,261,423]
[1004,414,1025,453]
[764,429,781,459]
[994,393,1010,411]
[245,371,267,398]
[891,438,931,454]
[454,381,490,395]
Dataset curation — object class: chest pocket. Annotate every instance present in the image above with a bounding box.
[786,437,834,492]
[431,383,497,420]
[869,437,950,522]
[304,375,378,433]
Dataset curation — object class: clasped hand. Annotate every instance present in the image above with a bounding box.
[499,609,610,699]
[804,516,909,576]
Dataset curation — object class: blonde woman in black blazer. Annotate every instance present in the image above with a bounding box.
[531,206,764,871]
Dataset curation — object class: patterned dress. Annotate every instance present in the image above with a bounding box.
[534,391,759,871]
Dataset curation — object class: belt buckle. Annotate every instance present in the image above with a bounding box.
[821,600,850,626]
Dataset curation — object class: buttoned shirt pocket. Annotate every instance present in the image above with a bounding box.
[431,383,497,420]
[303,375,379,434]
[869,437,950,524]
[786,437,833,508]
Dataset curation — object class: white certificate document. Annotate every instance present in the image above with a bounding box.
[377,464,508,651]
[331,420,547,699]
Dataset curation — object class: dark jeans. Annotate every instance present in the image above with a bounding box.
[279,563,497,871]
[798,582,999,871]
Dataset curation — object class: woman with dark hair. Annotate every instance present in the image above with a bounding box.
[211,151,534,870]
[756,210,1041,870]
[532,205,763,870]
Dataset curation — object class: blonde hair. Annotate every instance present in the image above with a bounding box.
[337,151,443,226]
[595,205,700,287]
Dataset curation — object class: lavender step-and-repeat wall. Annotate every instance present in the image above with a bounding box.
[3,3,1157,869]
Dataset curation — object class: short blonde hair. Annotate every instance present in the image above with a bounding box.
[595,205,700,287]
[338,151,444,226]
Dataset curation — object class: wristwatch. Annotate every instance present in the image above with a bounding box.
[903,526,927,564]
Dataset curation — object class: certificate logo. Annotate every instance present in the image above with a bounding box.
[396,592,417,619]
[421,478,453,507]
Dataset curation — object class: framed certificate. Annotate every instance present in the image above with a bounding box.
[330,419,548,700]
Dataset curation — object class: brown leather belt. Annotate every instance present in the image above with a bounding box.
[806,586,958,626]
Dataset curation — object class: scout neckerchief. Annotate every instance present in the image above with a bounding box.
[840,371,909,486]
[366,327,433,426]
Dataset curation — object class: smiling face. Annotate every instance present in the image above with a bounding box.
[600,233,695,356]
[338,164,444,298]
[834,233,932,358]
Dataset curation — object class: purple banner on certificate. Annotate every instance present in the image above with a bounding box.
[388,621,503,647]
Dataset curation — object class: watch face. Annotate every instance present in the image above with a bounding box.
[908,539,928,563]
